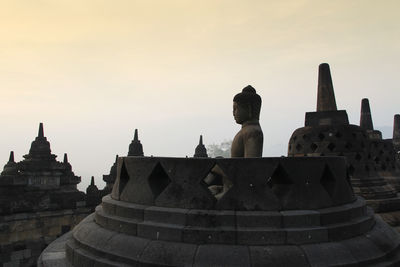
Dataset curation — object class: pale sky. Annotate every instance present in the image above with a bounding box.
[0,0,399,190]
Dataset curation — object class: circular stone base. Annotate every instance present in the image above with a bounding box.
[40,211,400,267]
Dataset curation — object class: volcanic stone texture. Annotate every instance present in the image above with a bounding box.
[40,156,400,266]
[0,123,92,266]
[288,64,400,231]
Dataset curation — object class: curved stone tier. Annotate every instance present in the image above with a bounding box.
[95,195,371,246]
[111,157,355,211]
[59,199,400,267]
[39,156,400,266]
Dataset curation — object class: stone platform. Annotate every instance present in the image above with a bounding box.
[39,156,400,266]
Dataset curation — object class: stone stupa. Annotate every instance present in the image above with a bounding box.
[0,123,91,266]
[288,63,400,230]
[193,135,208,158]
[359,99,400,192]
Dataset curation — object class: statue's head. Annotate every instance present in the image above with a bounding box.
[233,85,261,124]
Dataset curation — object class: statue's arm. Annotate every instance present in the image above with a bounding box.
[244,134,263,158]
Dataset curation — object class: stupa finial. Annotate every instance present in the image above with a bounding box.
[360,98,374,130]
[128,129,144,156]
[63,153,68,163]
[394,114,400,139]
[316,63,337,112]
[38,123,44,138]
[9,151,14,163]
[194,135,208,158]
[91,176,95,185]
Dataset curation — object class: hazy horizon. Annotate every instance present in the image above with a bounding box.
[0,0,399,191]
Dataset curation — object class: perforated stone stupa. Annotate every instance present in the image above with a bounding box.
[359,99,400,193]
[288,63,400,230]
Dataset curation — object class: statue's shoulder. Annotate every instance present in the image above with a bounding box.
[242,123,263,139]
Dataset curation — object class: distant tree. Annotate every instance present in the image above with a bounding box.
[207,140,232,158]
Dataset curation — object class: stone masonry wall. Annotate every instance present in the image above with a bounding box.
[0,207,91,266]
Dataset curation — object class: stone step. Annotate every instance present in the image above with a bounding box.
[94,203,374,245]
[66,214,400,267]
[101,195,367,227]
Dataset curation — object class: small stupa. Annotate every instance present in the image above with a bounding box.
[193,135,208,158]
[128,129,144,156]
[100,129,145,196]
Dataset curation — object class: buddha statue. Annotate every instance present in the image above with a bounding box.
[205,85,263,199]
[231,85,263,157]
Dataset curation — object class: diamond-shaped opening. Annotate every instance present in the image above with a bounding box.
[310,143,318,152]
[383,144,387,149]
[302,134,309,140]
[119,161,130,196]
[348,164,355,177]
[374,157,380,164]
[368,154,372,159]
[148,163,171,198]
[381,164,387,171]
[355,153,362,161]
[318,133,325,141]
[386,157,390,162]
[202,164,227,200]
[352,133,357,139]
[295,143,302,151]
[292,136,297,141]
[327,143,336,152]
[267,163,292,189]
[379,150,384,155]
[320,165,336,198]
[345,142,352,150]
[335,132,342,138]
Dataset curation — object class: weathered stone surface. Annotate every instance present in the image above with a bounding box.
[249,245,309,267]
[316,63,337,112]
[235,210,281,227]
[140,240,197,266]
[288,64,400,231]
[194,244,251,267]
[155,158,216,209]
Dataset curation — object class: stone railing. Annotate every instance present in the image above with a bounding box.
[111,157,354,210]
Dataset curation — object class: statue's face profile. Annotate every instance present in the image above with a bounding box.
[233,102,251,124]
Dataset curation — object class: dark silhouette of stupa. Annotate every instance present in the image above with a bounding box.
[194,135,208,158]
[288,63,400,229]
[0,123,92,266]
